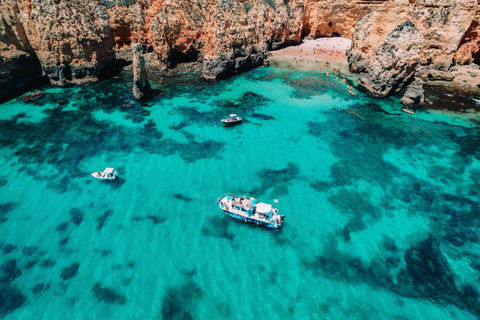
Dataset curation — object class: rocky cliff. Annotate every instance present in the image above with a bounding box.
[0,0,115,101]
[1,0,479,102]
[347,0,479,103]
[0,0,43,101]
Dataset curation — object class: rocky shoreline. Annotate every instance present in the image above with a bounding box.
[1,0,479,104]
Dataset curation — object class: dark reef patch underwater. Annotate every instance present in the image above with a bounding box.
[0,66,480,319]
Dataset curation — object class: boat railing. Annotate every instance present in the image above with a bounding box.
[220,193,253,200]
[219,193,278,213]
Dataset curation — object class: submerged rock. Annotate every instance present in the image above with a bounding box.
[39,259,56,268]
[32,283,50,294]
[60,263,80,280]
[0,260,21,284]
[132,43,152,101]
[404,235,458,296]
[92,283,126,305]
[0,284,26,317]
[69,208,84,226]
[22,91,45,102]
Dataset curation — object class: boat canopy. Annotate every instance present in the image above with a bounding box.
[104,168,115,173]
[256,203,272,214]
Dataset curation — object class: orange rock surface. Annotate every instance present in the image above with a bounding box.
[1,0,479,98]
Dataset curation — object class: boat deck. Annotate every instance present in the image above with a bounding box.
[219,195,276,223]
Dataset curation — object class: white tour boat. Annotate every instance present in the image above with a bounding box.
[217,194,284,229]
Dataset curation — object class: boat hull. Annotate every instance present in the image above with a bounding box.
[91,172,118,180]
[222,209,282,229]
[221,119,242,126]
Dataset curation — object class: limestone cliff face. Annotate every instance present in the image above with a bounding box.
[111,0,303,79]
[1,0,115,91]
[347,0,478,99]
[1,0,480,101]
[455,4,480,64]
[356,20,425,97]
[302,0,375,39]
[0,0,43,101]
[25,0,115,86]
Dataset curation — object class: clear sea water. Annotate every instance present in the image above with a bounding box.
[1,65,480,320]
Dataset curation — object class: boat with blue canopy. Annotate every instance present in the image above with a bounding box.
[217,194,284,229]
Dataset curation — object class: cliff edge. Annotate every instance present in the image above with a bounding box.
[1,0,479,102]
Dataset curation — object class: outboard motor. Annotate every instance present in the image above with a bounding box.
[280,215,285,220]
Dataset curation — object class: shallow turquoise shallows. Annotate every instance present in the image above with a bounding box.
[1,66,480,320]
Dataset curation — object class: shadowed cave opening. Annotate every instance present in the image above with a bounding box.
[170,47,199,68]
[301,28,311,38]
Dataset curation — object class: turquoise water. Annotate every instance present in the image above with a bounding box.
[1,66,480,319]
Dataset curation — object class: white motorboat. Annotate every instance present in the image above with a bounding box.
[91,168,118,180]
[221,114,242,126]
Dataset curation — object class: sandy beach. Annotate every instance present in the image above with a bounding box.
[269,37,354,79]
[269,37,480,90]
[271,37,351,62]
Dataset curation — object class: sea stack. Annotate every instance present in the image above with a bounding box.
[132,43,152,101]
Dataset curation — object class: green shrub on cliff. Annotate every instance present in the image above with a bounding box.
[393,21,415,33]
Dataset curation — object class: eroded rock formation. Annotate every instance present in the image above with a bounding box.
[132,43,152,100]
[1,0,479,102]
[0,1,43,101]
[347,0,479,101]
[0,0,115,99]
[353,21,425,98]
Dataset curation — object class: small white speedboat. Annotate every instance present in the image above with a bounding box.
[91,168,118,180]
[221,114,242,126]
